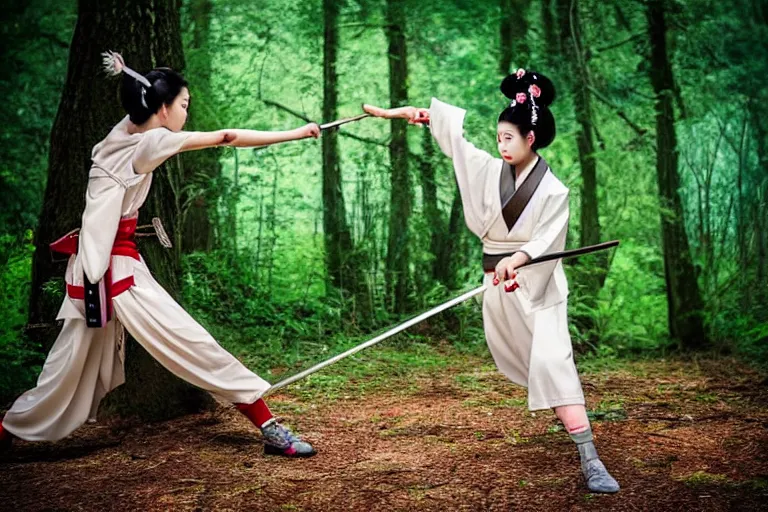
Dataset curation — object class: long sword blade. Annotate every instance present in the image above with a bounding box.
[263,240,620,396]
[263,285,487,396]
[320,113,370,131]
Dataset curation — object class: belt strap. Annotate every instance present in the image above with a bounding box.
[482,252,522,272]
[67,276,135,300]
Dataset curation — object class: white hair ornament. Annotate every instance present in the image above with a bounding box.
[101,50,151,108]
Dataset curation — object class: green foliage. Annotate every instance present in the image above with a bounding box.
[182,247,340,335]
[0,0,74,403]
[2,0,768,401]
[568,240,673,353]
[181,243,489,379]
[0,0,75,243]
[0,233,42,404]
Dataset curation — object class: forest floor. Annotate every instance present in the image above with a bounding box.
[2,346,767,511]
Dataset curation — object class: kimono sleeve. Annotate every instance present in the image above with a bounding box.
[79,177,126,283]
[515,190,570,312]
[520,189,569,260]
[132,128,195,174]
[429,97,499,238]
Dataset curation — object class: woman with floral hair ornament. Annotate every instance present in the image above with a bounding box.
[0,52,319,458]
[363,69,620,493]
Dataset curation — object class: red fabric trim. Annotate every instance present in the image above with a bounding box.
[111,246,140,260]
[59,217,140,306]
[236,399,274,428]
[0,421,11,443]
[111,276,135,297]
[105,266,113,320]
[50,217,140,258]
[67,284,84,300]
[67,276,135,302]
[49,229,79,255]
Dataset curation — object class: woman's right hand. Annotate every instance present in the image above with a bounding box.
[362,104,430,125]
[296,122,321,139]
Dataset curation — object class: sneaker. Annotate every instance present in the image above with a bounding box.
[260,420,316,458]
[582,458,620,493]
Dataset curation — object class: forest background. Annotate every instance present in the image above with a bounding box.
[0,0,766,414]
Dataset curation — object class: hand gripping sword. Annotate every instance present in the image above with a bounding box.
[263,240,619,396]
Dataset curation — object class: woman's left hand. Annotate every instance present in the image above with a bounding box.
[493,252,530,290]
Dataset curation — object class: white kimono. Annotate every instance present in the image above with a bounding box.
[430,98,584,411]
[3,117,270,442]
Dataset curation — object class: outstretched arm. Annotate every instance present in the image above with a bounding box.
[180,122,320,152]
[133,123,320,175]
[362,104,430,125]
[382,98,498,239]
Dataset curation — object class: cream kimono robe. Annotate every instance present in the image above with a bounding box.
[4,117,270,442]
[430,98,584,410]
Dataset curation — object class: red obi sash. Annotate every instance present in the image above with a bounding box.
[50,217,141,306]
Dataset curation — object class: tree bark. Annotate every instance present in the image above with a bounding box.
[646,0,707,349]
[540,0,560,70]
[323,0,372,324]
[180,0,220,253]
[750,98,768,319]
[554,0,608,344]
[556,0,605,288]
[447,187,466,286]
[499,0,529,75]
[419,128,444,283]
[385,0,412,314]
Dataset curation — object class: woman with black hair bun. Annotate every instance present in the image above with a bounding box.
[363,69,620,493]
[0,52,319,458]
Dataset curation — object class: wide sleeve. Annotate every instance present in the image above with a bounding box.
[429,97,500,238]
[79,177,126,283]
[132,128,195,174]
[520,189,569,260]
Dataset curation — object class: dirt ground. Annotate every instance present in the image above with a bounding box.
[2,357,767,511]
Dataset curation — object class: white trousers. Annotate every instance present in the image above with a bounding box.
[3,261,270,442]
[481,273,585,411]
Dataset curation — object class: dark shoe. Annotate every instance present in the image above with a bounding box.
[260,420,316,458]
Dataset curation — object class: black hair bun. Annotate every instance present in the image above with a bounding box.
[500,69,556,108]
[119,67,188,125]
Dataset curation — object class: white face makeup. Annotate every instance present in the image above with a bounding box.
[497,121,535,167]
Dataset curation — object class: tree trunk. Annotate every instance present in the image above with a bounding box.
[445,186,465,288]
[419,128,444,283]
[646,0,707,349]
[554,0,607,343]
[748,0,768,321]
[540,0,560,70]
[556,0,604,281]
[323,0,371,325]
[499,0,529,75]
[29,0,211,421]
[385,0,412,314]
[750,99,768,320]
[180,0,220,253]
